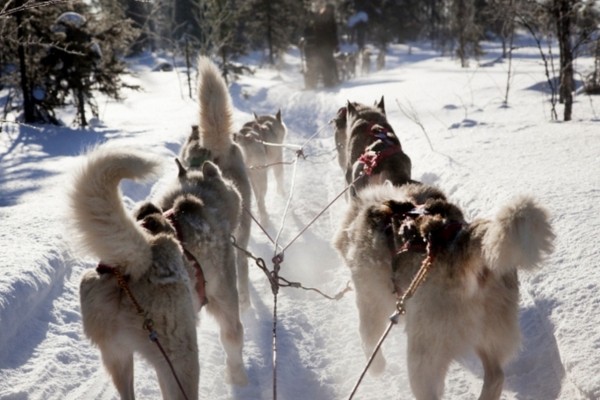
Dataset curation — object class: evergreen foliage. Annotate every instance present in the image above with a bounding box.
[0,0,138,126]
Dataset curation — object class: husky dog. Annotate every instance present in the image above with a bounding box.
[335,51,357,81]
[376,48,385,71]
[334,183,554,400]
[233,111,287,225]
[332,98,412,193]
[155,157,249,386]
[359,48,371,76]
[179,56,253,310]
[71,146,199,400]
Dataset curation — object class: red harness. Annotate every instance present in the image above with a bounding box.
[357,123,403,176]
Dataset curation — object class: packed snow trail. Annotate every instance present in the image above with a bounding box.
[1,42,599,399]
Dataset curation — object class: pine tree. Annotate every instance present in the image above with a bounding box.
[0,1,139,126]
[243,0,306,65]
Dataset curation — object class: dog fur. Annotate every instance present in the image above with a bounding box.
[332,98,412,194]
[71,146,199,400]
[233,111,287,225]
[154,156,249,386]
[179,56,253,311]
[334,183,554,399]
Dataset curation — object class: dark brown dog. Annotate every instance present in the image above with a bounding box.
[332,97,412,195]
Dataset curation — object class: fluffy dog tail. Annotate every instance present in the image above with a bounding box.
[483,196,555,275]
[69,146,161,280]
[197,55,234,159]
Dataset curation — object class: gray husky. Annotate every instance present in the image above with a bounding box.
[332,97,413,194]
[234,111,287,225]
[334,183,554,399]
[71,146,199,400]
[179,56,253,311]
[155,156,249,386]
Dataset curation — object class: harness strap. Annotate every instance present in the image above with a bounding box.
[384,205,465,298]
[95,263,191,400]
[357,144,403,176]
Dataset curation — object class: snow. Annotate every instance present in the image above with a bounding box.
[1,38,599,399]
[347,11,368,28]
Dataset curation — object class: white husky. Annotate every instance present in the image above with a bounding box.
[334,183,555,400]
[71,146,199,400]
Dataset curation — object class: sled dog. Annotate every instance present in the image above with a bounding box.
[233,110,287,225]
[334,183,554,400]
[180,55,253,310]
[332,98,412,194]
[155,156,249,386]
[71,146,199,400]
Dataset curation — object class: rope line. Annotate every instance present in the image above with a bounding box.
[273,152,303,256]
[280,173,363,255]
[238,123,347,400]
[347,251,435,400]
[112,268,191,400]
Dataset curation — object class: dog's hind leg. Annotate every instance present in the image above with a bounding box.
[100,345,135,400]
[249,170,269,226]
[406,333,452,400]
[353,272,395,375]
[154,349,200,400]
[273,149,286,196]
[476,349,504,400]
[209,298,248,386]
[234,185,252,311]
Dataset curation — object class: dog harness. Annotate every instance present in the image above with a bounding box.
[357,123,404,176]
[96,211,209,309]
[380,203,465,297]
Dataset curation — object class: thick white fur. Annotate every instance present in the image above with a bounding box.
[195,55,253,310]
[334,184,555,400]
[483,196,555,274]
[71,145,199,400]
[197,55,235,159]
[69,146,160,280]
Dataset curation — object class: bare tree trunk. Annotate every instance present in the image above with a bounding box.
[265,0,274,65]
[554,0,573,121]
[77,88,87,127]
[503,0,515,105]
[15,0,35,123]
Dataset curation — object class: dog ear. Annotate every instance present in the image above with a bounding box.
[276,109,282,122]
[346,101,357,118]
[202,161,222,179]
[376,96,385,114]
[253,112,259,122]
[175,158,187,177]
[190,125,200,141]
[134,202,163,221]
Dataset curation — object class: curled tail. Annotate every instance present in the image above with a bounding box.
[197,55,234,158]
[483,196,555,275]
[69,146,161,279]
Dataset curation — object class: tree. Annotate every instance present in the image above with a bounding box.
[243,0,306,65]
[199,0,249,82]
[0,1,139,125]
[553,0,575,121]
[451,0,482,67]
[39,10,139,126]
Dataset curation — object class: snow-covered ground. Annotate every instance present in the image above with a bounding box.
[1,39,599,399]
